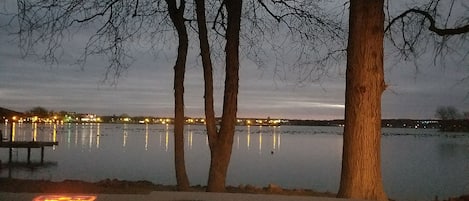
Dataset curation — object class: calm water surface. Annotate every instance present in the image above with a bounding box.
[1,123,468,201]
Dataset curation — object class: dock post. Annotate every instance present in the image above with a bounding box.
[9,122,13,141]
[27,147,31,164]
[8,147,12,163]
[41,147,45,164]
[9,122,13,163]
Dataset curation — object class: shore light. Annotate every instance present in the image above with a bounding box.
[33,195,97,201]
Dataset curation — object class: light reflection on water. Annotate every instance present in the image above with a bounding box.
[0,123,468,201]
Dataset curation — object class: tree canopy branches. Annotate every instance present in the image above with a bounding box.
[240,0,347,84]
[386,8,469,36]
[4,0,348,87]
[385,0,469,64]
[7,0,170,84]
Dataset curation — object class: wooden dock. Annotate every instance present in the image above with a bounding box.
[0,141,58,164]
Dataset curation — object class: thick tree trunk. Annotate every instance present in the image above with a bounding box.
[166,0,190,191]
[337,0,387,200]
[195,0,242,192]
[206,133,234,192]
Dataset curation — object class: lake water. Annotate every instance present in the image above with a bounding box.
[1,123,468,201]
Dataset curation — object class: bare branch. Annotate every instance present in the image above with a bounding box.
[385,0,469,70]
[6,0,171,84]
[240,0,346,84]
[386,8,469,36]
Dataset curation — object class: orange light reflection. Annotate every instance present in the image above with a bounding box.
[33,194,97,201]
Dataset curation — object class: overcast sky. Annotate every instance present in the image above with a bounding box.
[0,2,468,120]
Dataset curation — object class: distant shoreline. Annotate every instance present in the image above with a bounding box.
[2,106,468,131]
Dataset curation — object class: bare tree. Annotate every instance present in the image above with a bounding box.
[337,0,388,200]
[436,106,462,120]
[194,0,243,192]
[6,0,345,193]
[435,106,468,132]
[240,0,346,84]
[26,106,50,118]
[385,0,469,66]
[338,0,469,200]
[193,0,345,192]
[5,0,191,190]
[165,0,191,190]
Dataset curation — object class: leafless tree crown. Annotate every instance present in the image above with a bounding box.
[3,0,176,84]
[385,0,469,65]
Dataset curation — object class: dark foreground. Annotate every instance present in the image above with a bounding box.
[0,178,334,196]
[0,178,468,201]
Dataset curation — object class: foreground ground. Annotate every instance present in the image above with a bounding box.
[0,178,334,196]
[0,178,468,201]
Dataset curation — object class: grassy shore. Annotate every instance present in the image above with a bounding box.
[0,178,335,197]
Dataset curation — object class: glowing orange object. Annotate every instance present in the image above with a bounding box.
[33,195,97,201]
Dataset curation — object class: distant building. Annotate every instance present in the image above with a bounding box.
[80,114,100,122]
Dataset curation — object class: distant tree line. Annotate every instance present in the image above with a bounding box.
[24,106,71,119]
[15,106,467,132]
[435,106,469,132]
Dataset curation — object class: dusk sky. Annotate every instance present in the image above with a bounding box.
[0,1,468,120]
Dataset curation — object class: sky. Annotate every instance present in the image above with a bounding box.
[0,2,468,120]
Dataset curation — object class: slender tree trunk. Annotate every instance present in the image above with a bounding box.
[337,0,387,200]
[166,0,190,191]
[195,0,242,192]
[206,0,242,192]
[195,0,217,146]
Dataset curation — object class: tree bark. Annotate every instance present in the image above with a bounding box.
[165,0,190,191]
[195,0,242,192]
[337,0,388,200]
[195,0,217,148]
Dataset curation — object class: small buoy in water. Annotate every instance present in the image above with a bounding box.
[271,150,274,155]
